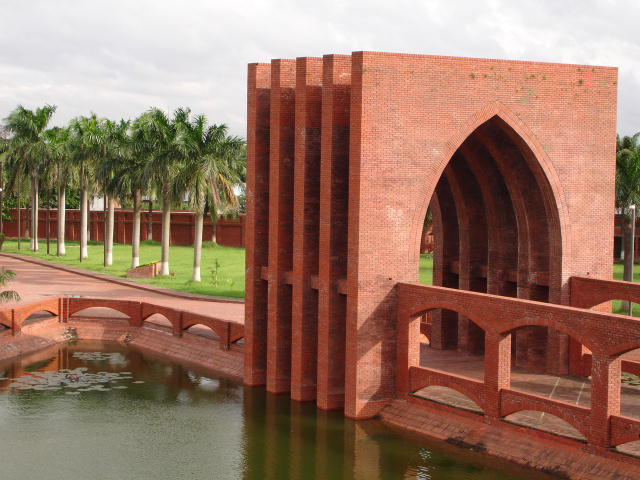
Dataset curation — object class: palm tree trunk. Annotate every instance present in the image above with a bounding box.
[25,192,29,239]
[192,210,203,282]
[46,189,50,255]
[159,185,170,276]
[87,192,91,242]
[31,175,38,251]
[80,185,88,260]
[16,170,21,250]
[131,189,141,268]
[57,183,66,256]
[106,196,114,266]
[0,159,3,235]
[103,189,108,266]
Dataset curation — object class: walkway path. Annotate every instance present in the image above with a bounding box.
[0,254,245,324]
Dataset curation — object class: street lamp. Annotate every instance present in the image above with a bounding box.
[143,196,153,241]
[630,204,636,316]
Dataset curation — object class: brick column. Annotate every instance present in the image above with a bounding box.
[484,331,511,418]
[430,179,459,350]
[266,59,296,394]
[395,304,421,400]
[317,54,351,410]
[291,56,323,402]
[590,353,620,447]
[243,62,271,386]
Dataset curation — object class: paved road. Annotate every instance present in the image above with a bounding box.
[0,255,245,324]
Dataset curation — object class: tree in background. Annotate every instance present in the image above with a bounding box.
[114,119,149,268]
[43,126,74,256]
[616,133,640,311]
[3,105,57,251]
[134,108,188,276]
[174,114,244,281]
[95,119,130,266]
[69,114,105,261]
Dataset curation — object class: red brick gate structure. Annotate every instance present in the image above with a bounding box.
[244,51,620,430]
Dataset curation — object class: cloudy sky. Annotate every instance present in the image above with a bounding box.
[1,0,639,138]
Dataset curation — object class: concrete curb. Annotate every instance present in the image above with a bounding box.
[0,252,244,304]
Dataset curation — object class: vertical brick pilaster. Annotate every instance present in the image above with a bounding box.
[395,300,421,400]
[317,54,351,410]
[291,56,323,402]
[484,331,511,418]
[430,177,460,350]
[266,59,296,394]
[244,62,271,386]
[590,353,620,447]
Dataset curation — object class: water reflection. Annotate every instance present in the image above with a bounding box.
[241,387,551,480]
[0,342,550,480]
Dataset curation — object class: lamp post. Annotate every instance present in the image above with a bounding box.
[143,196,153,241]
[629,204,636,316]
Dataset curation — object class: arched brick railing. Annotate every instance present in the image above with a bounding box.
[570,276,640,309]
[500,389,591,440]
[0,297,243,350]
[141,302,182,335]
[0,298,62,335]
[569,276,640,377]
[66,298,142,322]
[397,282,640,448]
[409,366,485,413]
[181,312,244,350]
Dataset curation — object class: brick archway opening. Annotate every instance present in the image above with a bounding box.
[426,115,564,374]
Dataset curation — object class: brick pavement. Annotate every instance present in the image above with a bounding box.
[0,254,244,324]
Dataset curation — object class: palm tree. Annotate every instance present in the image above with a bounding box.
[0,268,19,303]
[174,114,244,281]
[0,133,7,235]
[95,119,130,266]
[3,105,57,251]
[113,120,148,268]
[69,114,104,261]
[43,126,73,256]
[134,108,188,276]
[616,133,640,310]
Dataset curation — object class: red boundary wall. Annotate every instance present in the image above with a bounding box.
[2,209,244,248]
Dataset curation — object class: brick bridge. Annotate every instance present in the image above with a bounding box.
[0,297,244,350]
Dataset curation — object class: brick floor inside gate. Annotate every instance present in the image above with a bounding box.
[416,344,640,456]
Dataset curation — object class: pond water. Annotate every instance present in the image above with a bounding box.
[0,341,553,479]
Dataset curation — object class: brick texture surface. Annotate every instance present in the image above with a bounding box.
[244,51,618,421]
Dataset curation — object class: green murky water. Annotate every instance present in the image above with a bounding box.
[0,341,552,479]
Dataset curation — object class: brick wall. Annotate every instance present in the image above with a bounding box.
[2,209,244,248]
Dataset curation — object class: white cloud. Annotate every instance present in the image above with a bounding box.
[0,0,638,136]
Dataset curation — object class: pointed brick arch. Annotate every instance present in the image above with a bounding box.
[409,102,569,299]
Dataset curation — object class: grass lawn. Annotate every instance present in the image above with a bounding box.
[612,262,640,315]
[1,238,245,299]
[419,253,433,285]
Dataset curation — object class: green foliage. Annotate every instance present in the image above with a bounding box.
[0,267,20,303]
[616,133,640,218]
